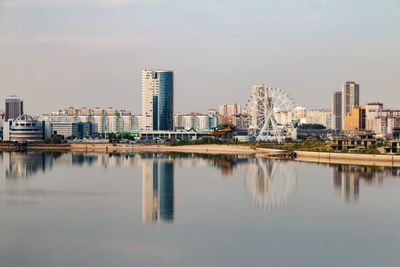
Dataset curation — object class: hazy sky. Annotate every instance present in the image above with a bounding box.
[0,0,399,115]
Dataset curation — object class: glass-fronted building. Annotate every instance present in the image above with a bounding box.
[157,71,174,131]
[141,70,174,131]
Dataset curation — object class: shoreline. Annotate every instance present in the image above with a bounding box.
[294,150,400,167]
[1,143,400,167]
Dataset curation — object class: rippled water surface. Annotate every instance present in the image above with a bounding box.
[0,151,399,267]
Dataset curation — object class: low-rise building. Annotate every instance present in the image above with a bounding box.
[331,135,378,152]
[42,107,142,136]
[362,103,400,138]
[51,121,94,138]
[140,130,211,141]
[2,114,51,142]
[51,122,79,138]
[305,109,332,129]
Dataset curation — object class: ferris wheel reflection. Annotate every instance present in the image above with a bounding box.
[244,158,298,211]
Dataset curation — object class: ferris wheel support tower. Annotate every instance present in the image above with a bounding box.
[247,84,295,143]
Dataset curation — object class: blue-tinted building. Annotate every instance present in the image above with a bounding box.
[157,71,174,131]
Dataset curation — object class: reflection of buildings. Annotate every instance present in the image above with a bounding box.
[173,153,250,176]
[245,158,297,211]
[208,156,250,176]
[142,155,174,223]
[71,153,138,168]
[5,152,54,179]
[332,165,398,202]
[332,165,360,202]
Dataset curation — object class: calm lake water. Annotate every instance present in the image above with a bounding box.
[0,151,399,267]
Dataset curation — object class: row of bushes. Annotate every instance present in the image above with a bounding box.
[168,137,241,146]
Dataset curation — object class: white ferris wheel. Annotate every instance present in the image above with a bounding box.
[246,84,295,143]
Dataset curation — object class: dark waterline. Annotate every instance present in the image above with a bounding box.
[0,151,399,267]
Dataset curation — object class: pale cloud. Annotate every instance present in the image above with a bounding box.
[0,35,143,48]
[0,0,156,8]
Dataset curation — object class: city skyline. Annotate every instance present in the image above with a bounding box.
[1,2,400,266]
[0,79,383,116]
[1,0,399,114]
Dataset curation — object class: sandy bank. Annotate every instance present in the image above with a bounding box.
[5,143,400,167]
[68,143,261,155]
[4,143,283,155]
[295,150,400,167]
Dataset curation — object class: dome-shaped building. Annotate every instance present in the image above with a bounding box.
[9,114,44,142]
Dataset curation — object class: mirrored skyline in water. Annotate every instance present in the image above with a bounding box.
[0,151,399,267]
[1,151,399,215]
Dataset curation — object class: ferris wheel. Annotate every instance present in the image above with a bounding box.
[246,84,295,143]
[244,158,297,211]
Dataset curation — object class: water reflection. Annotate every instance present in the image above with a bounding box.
[2,151,400,216]
[141,155,174,223]
[170,153,251,176]
[244,158,297,211]
[331,164,399,202]
[4,152,54,179]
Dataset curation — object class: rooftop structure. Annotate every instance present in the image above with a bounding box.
[7,114,46,142]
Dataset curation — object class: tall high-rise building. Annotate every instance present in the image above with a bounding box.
[142,69,174,131]
[341,81,360,128]
[332,91,342,130]
[219,103,241,117]
[5,95,24,121]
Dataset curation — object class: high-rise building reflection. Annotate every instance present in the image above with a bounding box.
[5,152,54,179]
[142,156,174,223]
[332,165,360,202]
[331,165,399,202]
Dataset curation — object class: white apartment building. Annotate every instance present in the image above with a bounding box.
[106,115,119,133]
[174,113,212,131]
[41,107,145,136]
[77,115,89,123]
[195,115,209,130]
[121,115,133,132]
[132,115,143,131]
[92,115,106,134]
[305,109,332,129]
[142,70,159,131]
[174,113,184,129]
[274,110,294,126]
[293,106,307,121]
[51,122,79,138]
[183,115,194,130]
[365,103,383,134]
[218,103,241,117]
[206,109,218,129]
[364,103,400,138]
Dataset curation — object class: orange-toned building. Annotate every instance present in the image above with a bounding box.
[344,106,366,133]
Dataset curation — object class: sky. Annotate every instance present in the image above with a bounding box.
[0,0,399,115]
